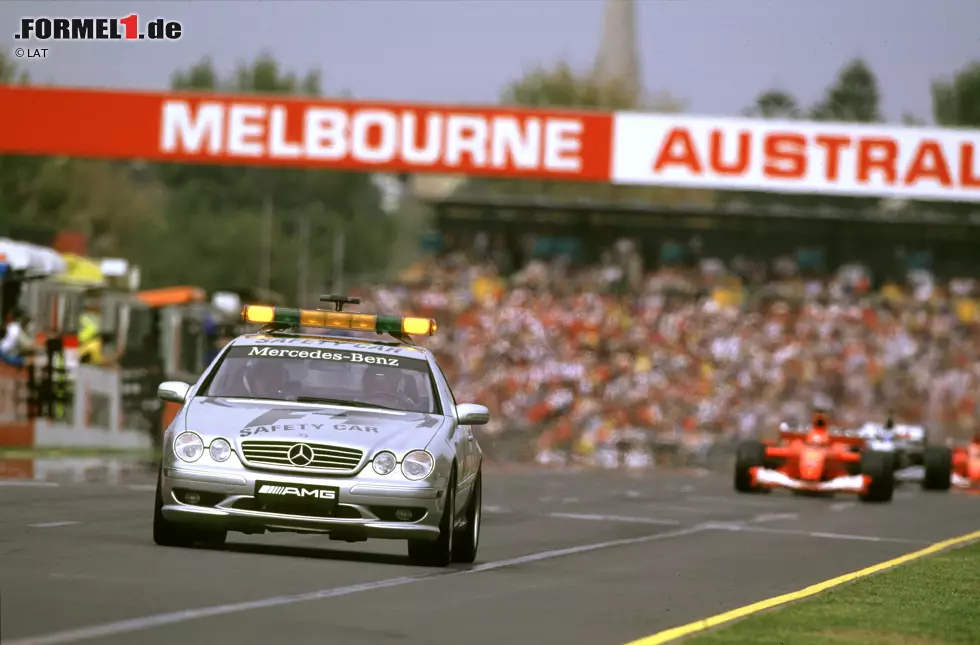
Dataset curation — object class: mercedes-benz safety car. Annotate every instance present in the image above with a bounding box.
[921,435,980,491]
[735,411,894,502]
[153,295,487,567]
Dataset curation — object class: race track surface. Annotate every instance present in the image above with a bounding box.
[2,464,978,645]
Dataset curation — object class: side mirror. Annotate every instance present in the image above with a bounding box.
[158,381,191,404]
[456,403,490,426]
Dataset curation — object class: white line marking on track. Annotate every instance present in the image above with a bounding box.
[829,502,855,512]
[483,505,509,514]
[127,485,156,491]
[29,521,80,528]
[750,513,799,524]
[0,480,59,487]
[686,495,777,508]
[700,522,921,544]
[646,504,720,515]
[548,512,681,526]
[3,525,708,645]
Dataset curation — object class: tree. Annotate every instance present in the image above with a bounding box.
[0,52,166,259]
[474,61,709,207]
[153,53,392,296]
[743,89,801,120]
[932,60,980,128]
[901,113,926,126]
[810,58,882,123]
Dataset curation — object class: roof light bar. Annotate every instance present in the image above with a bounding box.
[241,305,437,336]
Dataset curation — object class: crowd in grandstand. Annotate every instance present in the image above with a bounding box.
[359,238,980,460]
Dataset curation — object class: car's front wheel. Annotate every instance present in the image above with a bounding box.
[152,469,227,548]
[452,468,481,563]
[407,468,456,567]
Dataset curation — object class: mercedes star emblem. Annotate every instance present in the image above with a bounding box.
[287,443,315,467]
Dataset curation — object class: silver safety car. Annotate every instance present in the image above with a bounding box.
[152,296,487,567]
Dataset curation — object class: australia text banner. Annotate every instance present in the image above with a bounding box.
[611,113,980,202]
[0,86,614,182]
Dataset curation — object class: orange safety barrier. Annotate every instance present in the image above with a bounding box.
[0,457,34,480]
[0,363,34,447]
[136,285,207,308]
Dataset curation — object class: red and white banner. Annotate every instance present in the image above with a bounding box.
[0,86,613,182]
[611,113,980,202]
[1,85,979,201]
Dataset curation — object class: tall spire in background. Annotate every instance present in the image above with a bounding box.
[594,0,641,105]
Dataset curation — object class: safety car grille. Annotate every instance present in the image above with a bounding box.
[241,440,363,471]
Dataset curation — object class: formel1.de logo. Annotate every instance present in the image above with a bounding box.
[14,15,183,41]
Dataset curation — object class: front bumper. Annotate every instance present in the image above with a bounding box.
[160,456,447,542]
[751,467,870,494]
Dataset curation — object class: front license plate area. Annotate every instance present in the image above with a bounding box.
[254,481,339,516]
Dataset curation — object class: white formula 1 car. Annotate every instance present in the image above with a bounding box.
[852,422,926,478]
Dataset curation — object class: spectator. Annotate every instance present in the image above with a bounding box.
[0,308,34,368]
[356,242,980,457]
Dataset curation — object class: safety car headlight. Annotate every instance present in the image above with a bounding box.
[401,450,434,480]
[174,432,204,462]
[372,451,397,475]
[209,438,232,462]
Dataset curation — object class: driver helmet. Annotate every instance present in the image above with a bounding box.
[243,359,289,399]
[362,367,401,397]
[807,409,830,445]
[884,411,895,430]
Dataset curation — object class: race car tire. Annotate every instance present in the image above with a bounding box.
[152,469,227,547]
[407,467,456,567]
[452,467,482,564]
[921,445,953,491]
[859,450,895,503]
[734,440,767,493]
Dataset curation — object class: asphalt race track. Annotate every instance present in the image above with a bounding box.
[2,465,978,645]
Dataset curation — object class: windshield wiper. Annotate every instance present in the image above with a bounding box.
[295,396,396,411]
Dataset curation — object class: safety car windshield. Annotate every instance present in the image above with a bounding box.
[201,344,437,414]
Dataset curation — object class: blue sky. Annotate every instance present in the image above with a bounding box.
[4,0,979,123]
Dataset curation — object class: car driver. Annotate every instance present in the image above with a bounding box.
[362,368,414,407]
[243,359,291,399]
[807,409,830,445]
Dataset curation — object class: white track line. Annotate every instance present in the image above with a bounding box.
[645,504,721,515]
[685,495,778,508]
[750,513,799,524]
[0,481,59,487]
[701,522,921,544]
[548,512,682,526]
[29,521,81,528]
[4,525,708,645]
[127,485,157,491]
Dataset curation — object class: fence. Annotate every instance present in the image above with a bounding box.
[0,361,152,450]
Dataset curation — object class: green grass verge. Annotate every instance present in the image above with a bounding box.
[0,447,158,459]
[683,540,980,645]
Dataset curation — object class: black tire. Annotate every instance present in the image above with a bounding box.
[922,445,953,491]
[734,441,767,493]
[452,468,482,564]
[407,468,456,567]
[153,469,227,547]
[859,450,895,503]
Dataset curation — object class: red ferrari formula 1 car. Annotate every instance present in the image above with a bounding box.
[734,412,895,503]
[921,435,980,491]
